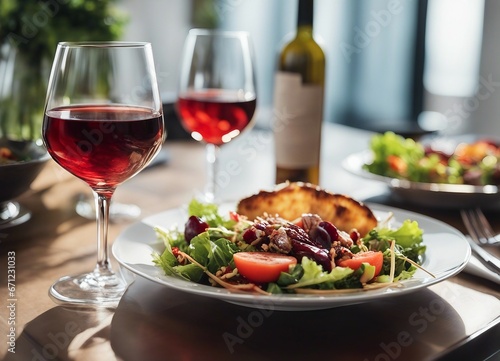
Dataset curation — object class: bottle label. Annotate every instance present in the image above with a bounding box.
[273,72,324,168]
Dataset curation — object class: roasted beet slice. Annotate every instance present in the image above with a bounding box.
[184,215,209,243]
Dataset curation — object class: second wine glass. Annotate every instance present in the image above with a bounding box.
[177,29,257,202]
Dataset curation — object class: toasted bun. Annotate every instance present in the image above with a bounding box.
[236,182,378,236]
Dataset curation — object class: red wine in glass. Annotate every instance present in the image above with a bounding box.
[177,89,256,146]
[43,104,163,193]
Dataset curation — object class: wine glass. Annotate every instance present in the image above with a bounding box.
[177,29,257,202]
[42,42,165,307]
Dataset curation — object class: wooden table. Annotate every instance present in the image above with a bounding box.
[1,123,499,361]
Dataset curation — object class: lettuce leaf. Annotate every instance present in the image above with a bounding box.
[207,238,239,274]
[171,263,205,282]
[188,199,236,229]
[363,220,425,277]
[364,131,425,179]
[153,248,199,281]
[154,225,188,252]
[363,220,424,251]
[154,230,239,283]
[395,265,417,281]
[287,258,353,289]
[188,232,212,265]
[377,220,423,248]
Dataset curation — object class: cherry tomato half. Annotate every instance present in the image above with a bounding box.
[233,252,297,284]
[338,251,383,276]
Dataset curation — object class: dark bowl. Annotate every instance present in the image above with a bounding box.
[0,140,50,203]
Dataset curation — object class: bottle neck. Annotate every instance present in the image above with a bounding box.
[297,0,314,28]
[297,24,313,39]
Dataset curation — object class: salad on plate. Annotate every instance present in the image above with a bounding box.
[152,183,428,295]
[364,131,500,186]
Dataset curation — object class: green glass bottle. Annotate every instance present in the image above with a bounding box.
[274,0,325,185]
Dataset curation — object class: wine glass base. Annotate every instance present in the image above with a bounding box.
[0,201,32,230]
[74,193,142,222]
[49,271,127,308]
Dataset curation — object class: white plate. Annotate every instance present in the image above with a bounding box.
[112,204,471,311]
[343,151,500,209]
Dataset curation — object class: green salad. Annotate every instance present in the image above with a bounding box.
[364,131,500,185]
[152,199,428,295]
[0,147,23,164]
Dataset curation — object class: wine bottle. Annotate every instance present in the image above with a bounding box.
[273,0,325,185]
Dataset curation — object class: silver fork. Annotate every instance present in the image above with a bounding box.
[460,208,500,246]
[460,208,500,275]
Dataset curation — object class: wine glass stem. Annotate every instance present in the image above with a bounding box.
[205,143,220,203]
[93,190,114,275]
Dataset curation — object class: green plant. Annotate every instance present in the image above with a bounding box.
[0,0,126,63]
[0,0,127,140]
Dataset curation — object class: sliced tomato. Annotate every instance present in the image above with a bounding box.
[229,211,241,222]
[387,155,407,174]
[338,251,383,276]
[233,252,297,284]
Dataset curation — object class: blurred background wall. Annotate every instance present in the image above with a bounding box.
[3,0,498,138]
[463,0,500,135]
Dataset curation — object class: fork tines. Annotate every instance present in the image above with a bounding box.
[460,208,500,246]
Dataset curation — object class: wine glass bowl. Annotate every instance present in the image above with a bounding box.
[177,29,257,201]
[42,42,164,307]
[44,104,164,192]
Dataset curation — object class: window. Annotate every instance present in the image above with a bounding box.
[217,0,428,133]
[117,0,487,135]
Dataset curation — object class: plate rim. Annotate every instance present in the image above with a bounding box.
[112,203,471,310]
